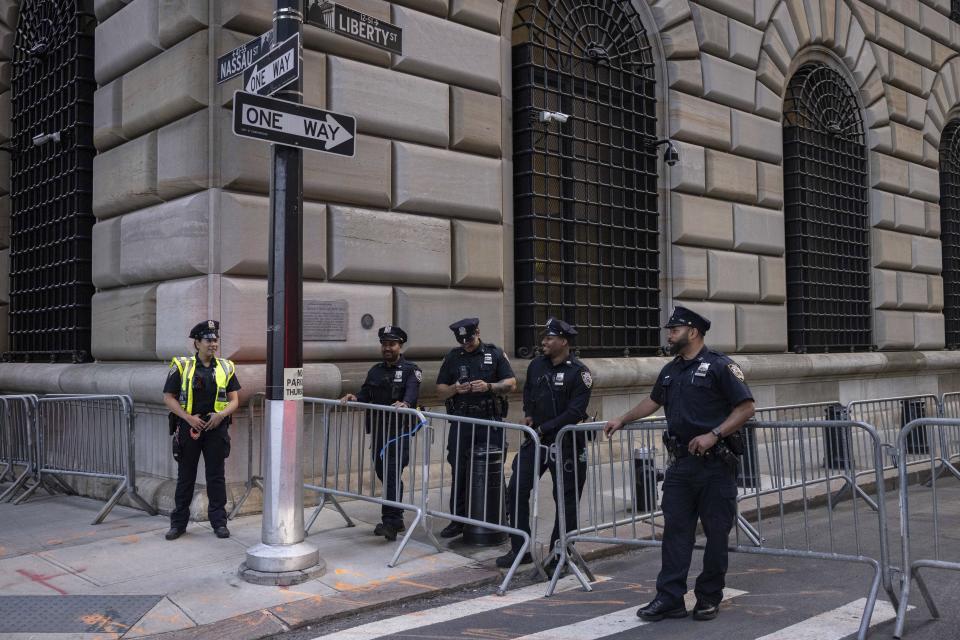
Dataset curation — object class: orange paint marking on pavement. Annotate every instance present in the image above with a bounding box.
[80,612,127,634]
[15,568,71,595]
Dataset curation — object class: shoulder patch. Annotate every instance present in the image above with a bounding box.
[581,370,593,388]
[414,369,423,383]
[727,363,745,382]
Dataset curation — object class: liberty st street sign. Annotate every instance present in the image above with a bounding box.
[305,1,403,56]
[233,91,356,157]
[243,34,301,96]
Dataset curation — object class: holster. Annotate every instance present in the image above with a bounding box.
[725,430,745,456]
[171,426,182,462]
[168,412,178,436]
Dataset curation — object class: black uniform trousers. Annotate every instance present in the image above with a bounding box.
[446,418,504,517]
[506,437,586,555]
[370,421,410,527]
[171,423,229,529]
[656,455,738,606]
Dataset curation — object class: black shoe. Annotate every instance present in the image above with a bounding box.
[214,525,230,539]
[440,522,464,538]
[693,600,720,621]
[637,597,688,621]
[376,522,405,541]
[164,527,185,541]
[495,550,533,569]
[543,554,565,577]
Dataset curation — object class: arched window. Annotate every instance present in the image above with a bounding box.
[512,0,659,358]
[940,120,960,348]
[783,63,871,353]
[8,1,96,362]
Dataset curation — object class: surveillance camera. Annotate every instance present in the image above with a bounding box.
[663,142,680,167]
[31,131,61,147]
[539,110,570,125]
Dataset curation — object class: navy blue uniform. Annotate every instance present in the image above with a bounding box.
[437,342,514,516]
[356,356,422,527]
[506,354,593,555]
[651,346,753,607]
[163,363,241,530]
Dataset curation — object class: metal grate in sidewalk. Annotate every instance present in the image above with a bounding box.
[0,595,161,633]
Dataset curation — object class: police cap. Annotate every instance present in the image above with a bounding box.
[449,317,479,343]
[378,325,407,344]
[663,306,710,334]
[189,319,220,340]
[543,317,577,339]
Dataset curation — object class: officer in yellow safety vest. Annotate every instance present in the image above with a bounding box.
[162,320,241,540]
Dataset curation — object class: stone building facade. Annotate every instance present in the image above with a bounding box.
[2,0,960,503]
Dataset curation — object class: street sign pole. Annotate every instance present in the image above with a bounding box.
[242,0,322,584]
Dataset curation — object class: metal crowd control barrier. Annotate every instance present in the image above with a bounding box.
[422,411,543,594]
[548,420,896,640]
[230,392,266,519]
[893,418,960,638]
[0,395,39,502]
[14,395,157,524]
[302,398,433,569]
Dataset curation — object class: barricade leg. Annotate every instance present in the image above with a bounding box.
[93,480,128,525]
[0,467,30,502]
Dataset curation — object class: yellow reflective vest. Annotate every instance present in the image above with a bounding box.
[170,356,237,414]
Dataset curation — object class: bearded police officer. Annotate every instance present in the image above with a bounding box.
[497,318,593,569]
[435,318,517,539]
[604,306,755,622]
[340,326,422,541]
[163,320,241,540]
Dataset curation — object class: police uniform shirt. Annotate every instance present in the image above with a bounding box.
[523,355,593,436]
[650,346,753,443]
[356,356,421,406]
[163,360,242,416]
[436,342,515,390]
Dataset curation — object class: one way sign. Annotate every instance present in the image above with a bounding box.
[233,91,356,157]
[243,33,300,96]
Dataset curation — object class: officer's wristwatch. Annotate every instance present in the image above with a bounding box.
[711,427,723,440]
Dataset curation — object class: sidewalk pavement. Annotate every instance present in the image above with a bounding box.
[0,488,590,640]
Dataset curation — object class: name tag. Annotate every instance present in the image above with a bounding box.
[484,354,493,365]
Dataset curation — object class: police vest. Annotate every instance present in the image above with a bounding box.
[170,356,236,414]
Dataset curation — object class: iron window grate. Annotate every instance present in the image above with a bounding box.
[783,63,872,353]
[941,120,960,348]
[7,0,96,363]
[953,1,960,23]
[512,0,660,358]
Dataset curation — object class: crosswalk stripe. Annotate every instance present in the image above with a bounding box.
[313,575,607,640]
[753,598,907,640]
[511,588,749,640]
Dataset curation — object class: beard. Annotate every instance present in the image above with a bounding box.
[667,333,690,356]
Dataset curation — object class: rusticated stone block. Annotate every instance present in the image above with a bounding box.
[95,0,132,21]
[671,192,734,248]
[894,195,926,235]
[92,132,160,220]
[669,91,731,149]
[897,271,929,310]
[452,220,502,288]
[733,203,783,255]
[219,0,271,33]
[912,235,942,274]
[682,301,735,352]
[928,275,944,310]
[871,228,913,270]
[451,86,501,157]
[121,30,208,140]
[667,59,703,94]
[329,206,451,285]
[870,152,909,195]
[925,202,941,237]
[756,161,783,208]
[668,140,705,194]
[393,142,501,222]
[701,54,756,111]
[908,163,939,202]
[119,193,209,284]
[328,56,448,147]
[95,0,162,85]
[708,250,760,301]
[887,51,925,96]
[91,284,158,361]
[155,276,209,360]
[672,245,708,298]
[449,0,500,33]
[730,109,781,163]
[392,0,447,17]
[705,149,756,203]
[870,190,896,229]
[394,286,502,357]
[157,109,208,200]
[92,217,124,288]
[690,4,729,57]
[890,123,923,163]
[159,0,207,48]
[759,255,785,303]
[875,10,905,51]
[874,309,914,350]
[661,20,700,59]
[728,18,763,67]
[873,268,899,310]
[915,312,946,350]
[736,303,787,352]
[94,79,126,152]
[391,5,499,95]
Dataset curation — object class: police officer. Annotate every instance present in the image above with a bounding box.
[435,318,516,538]
[162,320,241,540]
[496,318,593,569]
[604,306,755,622]
[340,326,422,541]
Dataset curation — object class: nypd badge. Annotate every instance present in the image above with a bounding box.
[728,363,745,382]
[581,370,593,388]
